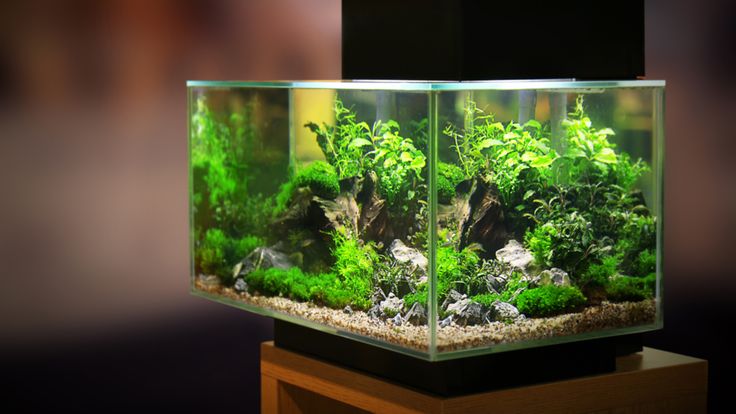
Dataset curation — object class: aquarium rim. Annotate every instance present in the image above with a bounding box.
[187,79,665,91]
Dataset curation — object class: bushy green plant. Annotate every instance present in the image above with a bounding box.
[436,246,482,299]
[635,249,656,276]
[403,290,428,309]
[305,99,372,179]
[516,285,587,317]
[331,231,378,309]
[606,273,656,302]
[197,229,263,283]
[442,100,556,205]
[524,222,556,268]
[580,255,620,289]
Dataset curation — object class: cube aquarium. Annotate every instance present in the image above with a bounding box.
[188,80,663,360]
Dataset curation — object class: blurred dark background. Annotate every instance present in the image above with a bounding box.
[1,0,734,412]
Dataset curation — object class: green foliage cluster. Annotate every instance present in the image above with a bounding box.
[245,267,359,309]
[443,99,556,206]
[436,245,482,299]
[515,285,587,317]
[197,229,262,284]
[580,255,620,289]
[403,290,427,309]
[606,273,656,302]
[437,162,465,204]
[191,97,271,235]
[305,99,426,210]
[331,231,378,309]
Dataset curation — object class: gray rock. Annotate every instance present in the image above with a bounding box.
[198,274,221,288]
[392,313,403,326]
[234,278,248,292]
[489,301,520,321]
[439,315,453,328]
[236,246,293,277]
[538,268,571,286]
[404,302,427,325]
[379,292,404,318]
[441,289,467,311]
[343,305,353,315]
[446,298,485,326]
[388,239,428,277]
[495,239,534,274]
[371,287,387,306]
[367,305,381,319]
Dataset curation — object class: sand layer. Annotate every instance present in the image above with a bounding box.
[194,279,657,353]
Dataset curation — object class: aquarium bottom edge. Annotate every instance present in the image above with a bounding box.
[274,320,638,396]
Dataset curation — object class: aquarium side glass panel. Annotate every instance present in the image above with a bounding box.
[431,85,663,359]
[189,84,432,357]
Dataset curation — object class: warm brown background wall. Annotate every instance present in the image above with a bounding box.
[1,0,734,412]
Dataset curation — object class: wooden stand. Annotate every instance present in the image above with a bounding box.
[260,341,707,413]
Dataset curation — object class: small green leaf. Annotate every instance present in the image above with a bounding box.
[598,128,615,136]
[478,139,503,149]
[383,158,396,168]
[503,132,519,140]
[350,138,372,148]
[530,153,556,168]
[523,189,535,200]
[521,152,537,163]
[400,151,413,162]
[411,157,426,169]
[594,148,618,164]
[524,119,542,129]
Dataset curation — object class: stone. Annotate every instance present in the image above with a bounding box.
[343,305,353,315]
[495,239,534,274]
[538,268,571,286]
[392,313,403,326]
[234,278,248,292]
[388,239,428,277]
[489,301,520,321]
[236,246,293,277]
[441,289,467,311]
[379,292,404,318]
[446,298,485,326]
[439,315,453,328]
[404,302,428,325]
[198,274,220,288]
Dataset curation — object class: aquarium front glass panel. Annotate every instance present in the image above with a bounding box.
[188,80,664,361]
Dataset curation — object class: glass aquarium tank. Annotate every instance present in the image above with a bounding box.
[188,80,664,361]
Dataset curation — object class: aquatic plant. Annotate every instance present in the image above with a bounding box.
[197,229,262,283]
[273,161,340,215]
[606,273,656,302]
[437,162,465,204]
[331,231,378,309]
[579,255,620,289]
[305,99,371,179]
[515,285,586,317]
[245,267,360,309]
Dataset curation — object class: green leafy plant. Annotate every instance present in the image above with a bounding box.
[606,273,656,302]
[197,229,262,284]
[516,285,587,317]
[579,255,620,289]
[331,231,378,309]
[245,267,361,309]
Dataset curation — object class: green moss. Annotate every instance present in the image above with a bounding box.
[296,161,340,199]
[244,267,365,310]
[516,285,586,317]
[470,293,500,307]
[273,161,340,216]
[606,273,656,302]
[437,162,465,203]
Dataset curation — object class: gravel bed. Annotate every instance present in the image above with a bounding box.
[195,279,657,353]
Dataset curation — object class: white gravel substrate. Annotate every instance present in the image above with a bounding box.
[195,280,656,353]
